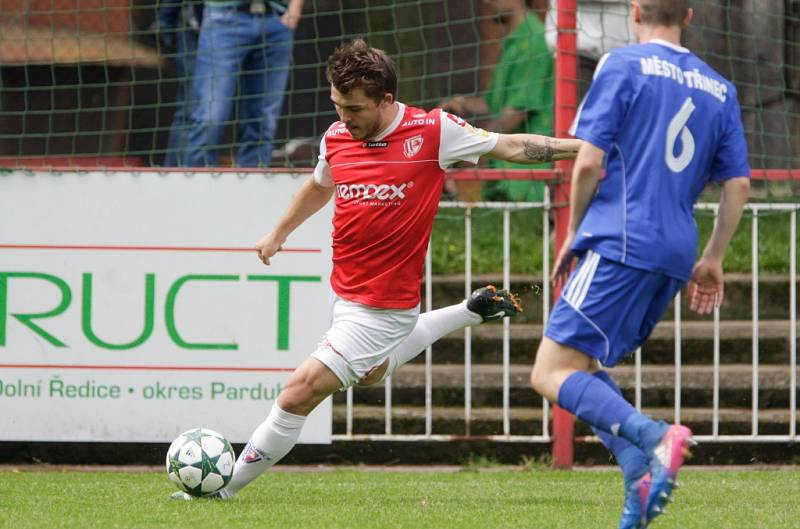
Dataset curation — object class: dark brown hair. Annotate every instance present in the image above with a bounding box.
[638,0,690,27]
[325,39,397,102]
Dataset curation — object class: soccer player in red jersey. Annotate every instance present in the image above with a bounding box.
[172,39,580,500]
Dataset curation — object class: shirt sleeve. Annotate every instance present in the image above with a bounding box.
[709,90,751,182]
[313,135,334,187]
[569,52,635,153]
[438,111,499,168]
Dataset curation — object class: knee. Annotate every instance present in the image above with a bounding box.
[530,362,566,404]
[278,376,325,416]
[529,362,548,395]
[186,93,226,127]
[192,105,223,129]
[186,106,211,131]
[276,388,312,416]
[530,344,560,398]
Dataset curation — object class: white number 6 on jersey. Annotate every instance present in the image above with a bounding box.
[665,97,696,173]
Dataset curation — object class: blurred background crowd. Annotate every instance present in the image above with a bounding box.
[0,0,797,196]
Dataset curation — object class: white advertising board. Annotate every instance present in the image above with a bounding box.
[0,170,333,443]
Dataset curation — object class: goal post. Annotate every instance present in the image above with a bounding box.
[552,0,578,470]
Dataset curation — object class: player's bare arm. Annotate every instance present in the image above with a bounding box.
[255,176,334,265]
[487,133,582,165]
[551,141,604,289]
[688,176,750,314]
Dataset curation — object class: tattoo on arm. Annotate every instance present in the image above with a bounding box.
[523,138,554,162]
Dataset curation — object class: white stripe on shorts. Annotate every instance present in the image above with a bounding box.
[563,250,591,303]
[564,250,597,306]
[573,251,601,309]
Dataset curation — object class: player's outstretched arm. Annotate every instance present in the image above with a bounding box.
[688,176,750,314]
[486,134,582,164]
[255,176,335,266]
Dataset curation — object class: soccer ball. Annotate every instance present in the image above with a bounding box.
[166,428,235,497]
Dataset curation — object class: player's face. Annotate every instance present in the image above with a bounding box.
[330,86,393,140]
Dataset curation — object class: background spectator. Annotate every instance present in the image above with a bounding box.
[152,0,204,166]
[441,0,553,201]
[184,0,303,167]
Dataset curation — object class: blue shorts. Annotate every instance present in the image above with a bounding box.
[545,250,684,367]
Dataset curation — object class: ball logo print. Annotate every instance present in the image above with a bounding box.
[166,428,235,497]
[403,135,424,158]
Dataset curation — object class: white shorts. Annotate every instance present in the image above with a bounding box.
[311,294,419,388]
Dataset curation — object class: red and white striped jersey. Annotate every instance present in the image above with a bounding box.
[314,103,498,309]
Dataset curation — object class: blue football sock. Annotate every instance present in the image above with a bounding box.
[620,413,669,454]
[591,371,648,483]
[558,371,637,437]
[616,446,650,486]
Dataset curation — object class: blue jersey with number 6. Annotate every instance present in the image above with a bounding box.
[569,39,751,281]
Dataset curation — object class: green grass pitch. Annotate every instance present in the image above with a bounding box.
[1,467,798,528]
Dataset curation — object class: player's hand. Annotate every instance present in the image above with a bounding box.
[255,232,284,266]
[687,257,724,315]
[551,233,576,291]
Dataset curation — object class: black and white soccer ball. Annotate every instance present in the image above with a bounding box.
[166,428,235,497]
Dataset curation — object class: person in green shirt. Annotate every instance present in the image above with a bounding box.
[441,0,553,201]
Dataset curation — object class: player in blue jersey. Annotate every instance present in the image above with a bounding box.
[529,1,751,528]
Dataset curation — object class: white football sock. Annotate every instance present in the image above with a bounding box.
[223,403,306,496]
[385,301,481,378]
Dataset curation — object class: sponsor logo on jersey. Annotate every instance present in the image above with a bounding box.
[403,135,424,158]
[363,141,389,148]
[401,118,437,127]
[336,182,409,201]
[327,126,349,136]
